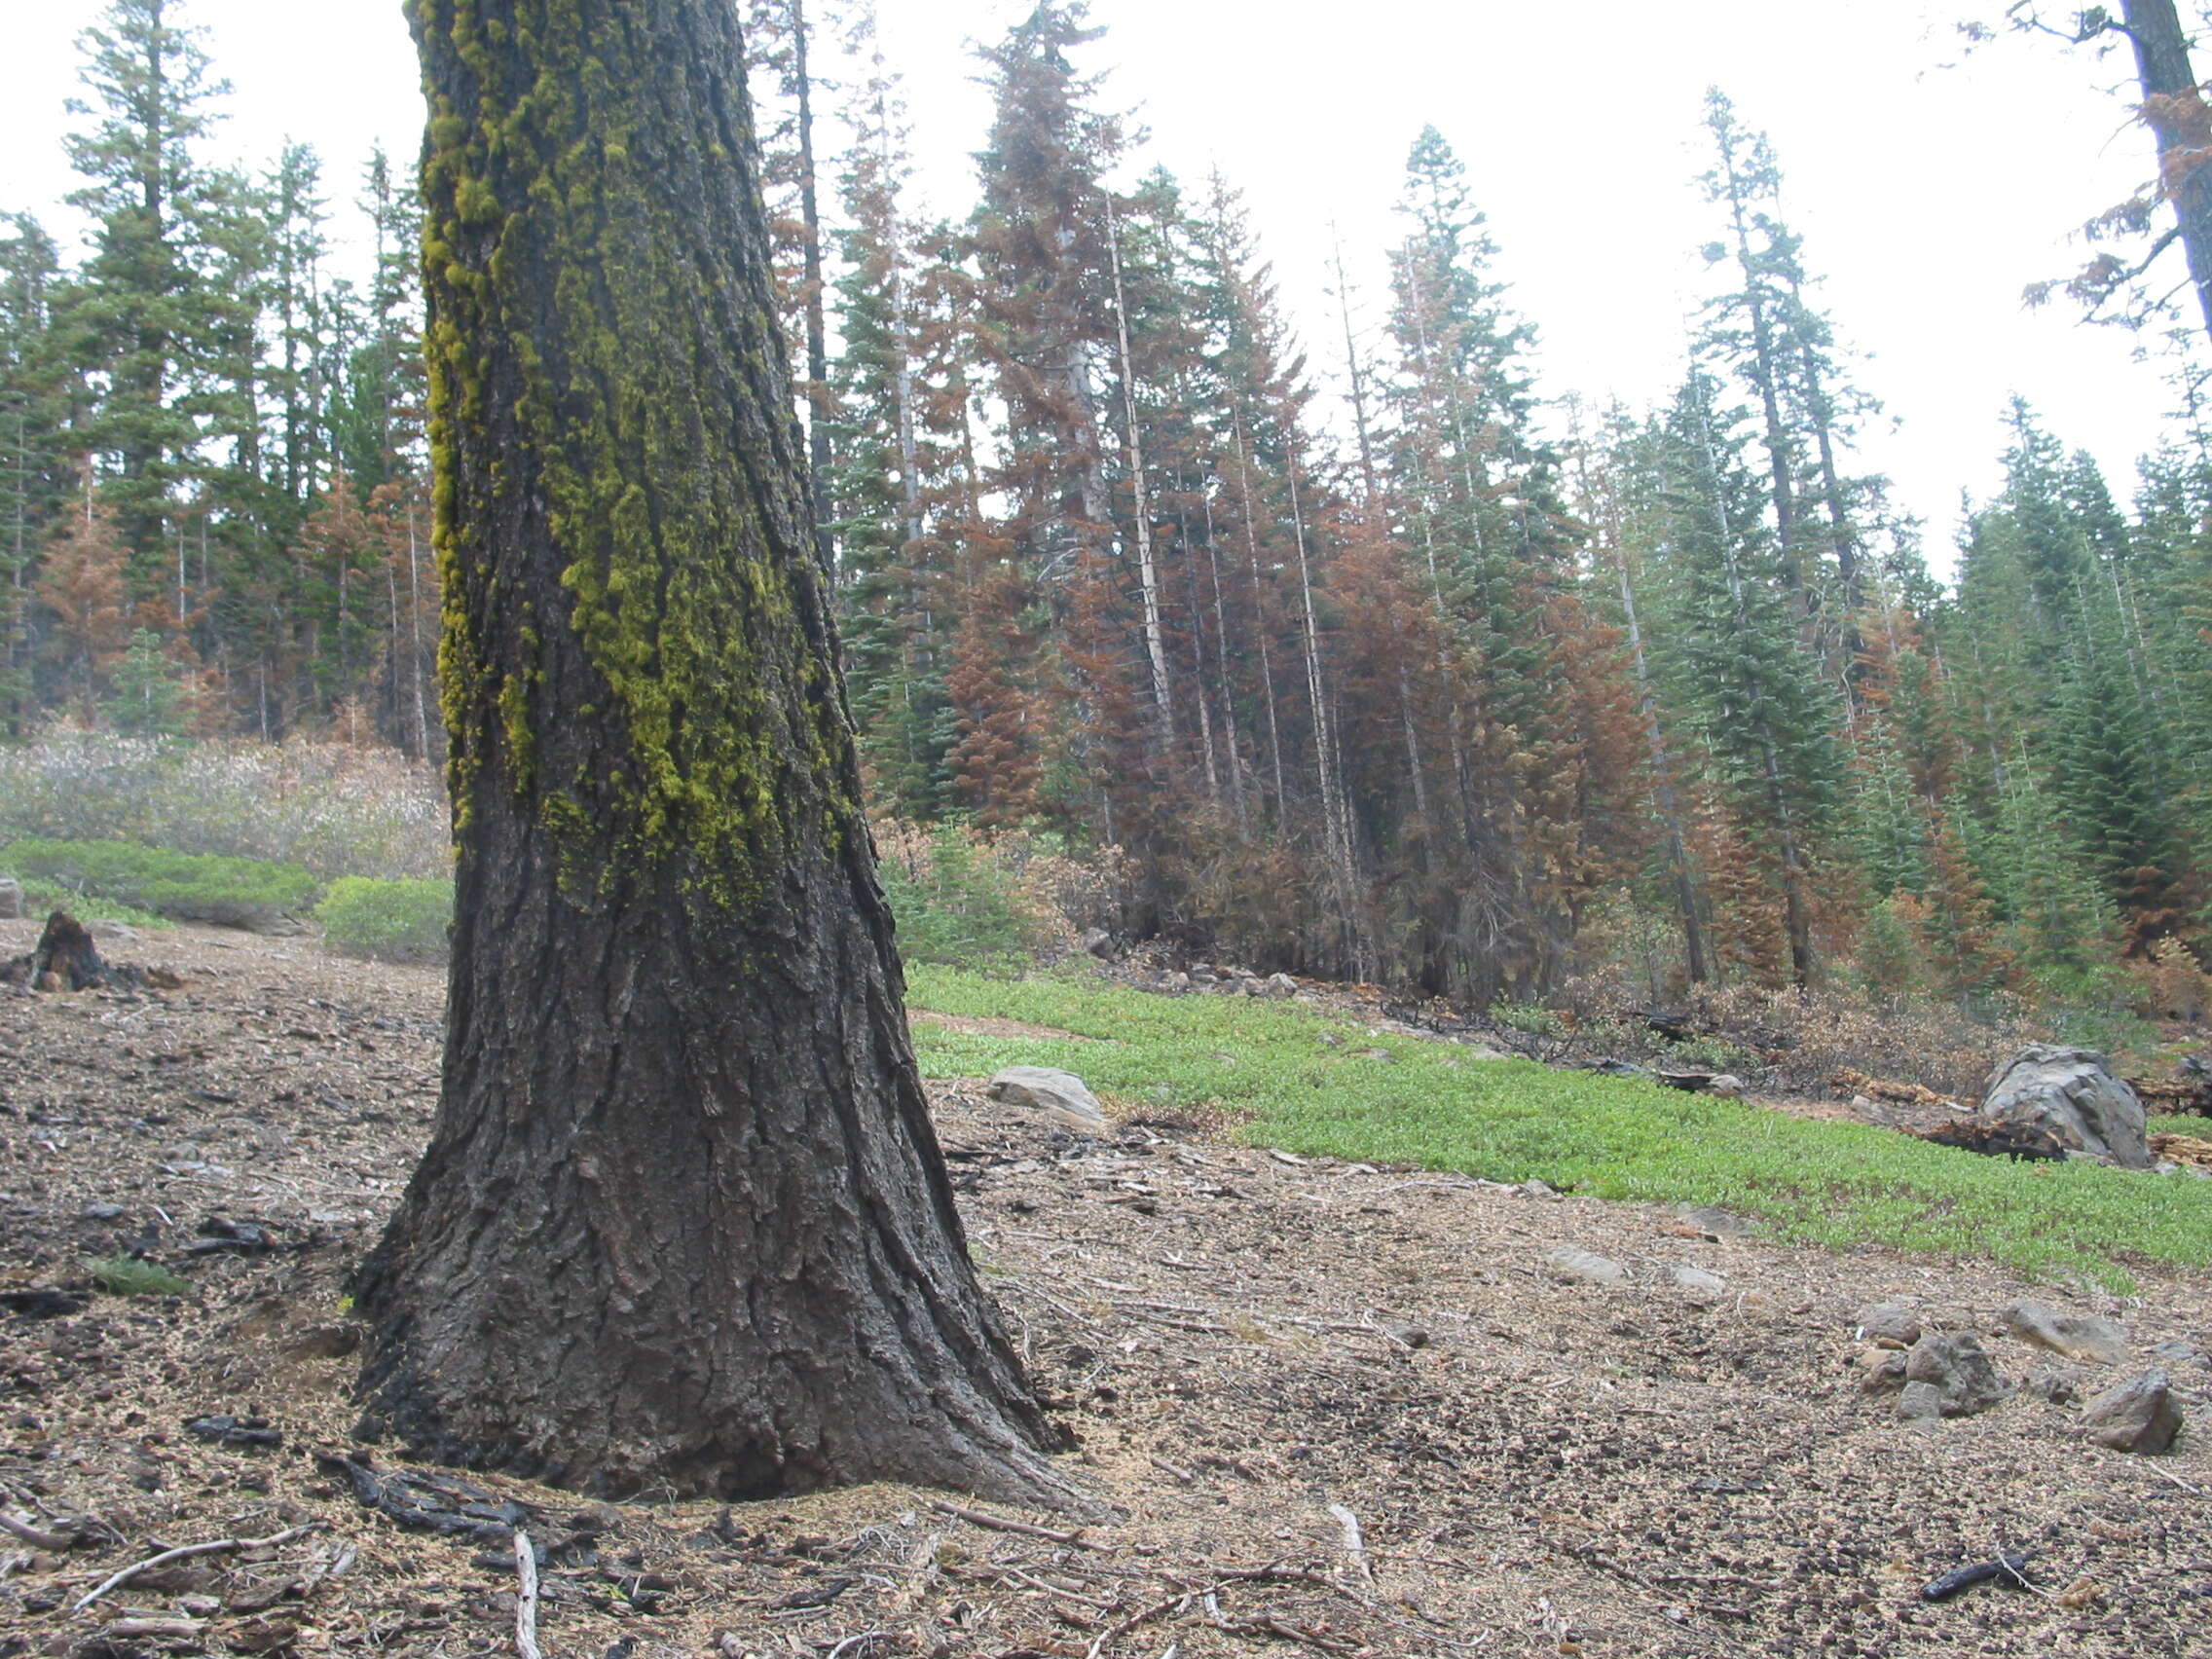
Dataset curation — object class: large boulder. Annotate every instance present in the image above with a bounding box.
[984,1066,1107,1133]
[1976,1045,2152,1169]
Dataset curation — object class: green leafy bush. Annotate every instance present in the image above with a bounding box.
[875,822,1044,974]
[1490,1000,1565,1038]
[316,876,454,961]
[2,837,317,923]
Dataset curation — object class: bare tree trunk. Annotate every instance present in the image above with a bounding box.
[354,0,1076,1512]
[1104,203,1173,748]
[792,0,836,572]
[1230,422,1289,820]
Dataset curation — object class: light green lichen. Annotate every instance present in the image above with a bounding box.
[413,0,865,901]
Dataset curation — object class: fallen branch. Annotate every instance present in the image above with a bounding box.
[0,1508,77,1551]
[73,1523,322,1611]
[102,1618,204,1641]
[513,1529,544,1659]
[926,1498,1102,1550]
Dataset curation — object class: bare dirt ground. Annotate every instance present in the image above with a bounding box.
[2,919,2208,1659]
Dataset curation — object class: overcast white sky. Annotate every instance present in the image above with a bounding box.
[1,0,2195,574]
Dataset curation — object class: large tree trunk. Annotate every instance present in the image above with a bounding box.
[352,0,1075,1511]
[2120,0,2212,345]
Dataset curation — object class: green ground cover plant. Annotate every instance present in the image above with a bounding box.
[316,876,454,961]
[2,837,317,919]
[86,1256,193,1297]
[15,878,170,929]
[904,965,2212,1291]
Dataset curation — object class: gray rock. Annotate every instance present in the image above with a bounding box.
[1543,1245,1630,1287]
[2002,1301,2129,1364]
[2079,1370,2184,1455]
[1896,1380,1948,1420]
[2149,1339,2205,1370]
[1161,972,1191,992]
[0,876,21,920]
[1519,1178,1563,1200]
[1672,1265,1726,1300]
[1857,1301,1924,1348]
[1902,1332,2006,1418]
[87,919,136,941]
[1080,927,1114,959]
[1705,1074,1748,1098]
[1977,1045,2152,1169]
[1263,973,1298,997]
[985,1066,1108,1132]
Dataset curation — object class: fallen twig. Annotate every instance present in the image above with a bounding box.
[925,1498,1102,1550]
[1325,1504,1372,1584]
[73,1523,323,1611]
[513,1529,544,1659]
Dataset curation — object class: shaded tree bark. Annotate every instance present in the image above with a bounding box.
[2117,0,2212,345]
[352,0,1076,1510]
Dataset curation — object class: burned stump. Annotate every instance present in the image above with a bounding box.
[1,911,145,992]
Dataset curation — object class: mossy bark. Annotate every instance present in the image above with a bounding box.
[353,0,1077,1509]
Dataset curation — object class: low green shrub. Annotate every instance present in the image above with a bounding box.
[2,837,316,924]
[87,1255,192,1297]
[316,875,453,961]
[15,878,170,929]
[1490,999,1565,1038]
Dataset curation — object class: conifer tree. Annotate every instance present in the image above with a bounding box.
[59,0,240,561]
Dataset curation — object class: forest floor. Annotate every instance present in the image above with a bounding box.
[1,920,2208,1659]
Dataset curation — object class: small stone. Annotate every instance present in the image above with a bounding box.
[1856,1301,1923,1348]
[2148,1339,2204,1370]
[1161,972,1191,991]
[2026,1372,2081,1405]
[1263,973,1298,997]
[1672,1265,1725,1300]
[2002,1301,2128,1364]
[77,1201,128,1222]
[1543,1245,1630,1287]
[0,876,22,920]
[1705,1074,1748,1098]
[2078,1369,2184,1455]
[984,1066,1108,1133]
[86,919,136,941]
[1080,927,1114,959]
[1857,1348,1908,1393]
[1519,1178,1562,1200]
[1675,1203,1758,1238]
[1902,1332,2006,1418]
